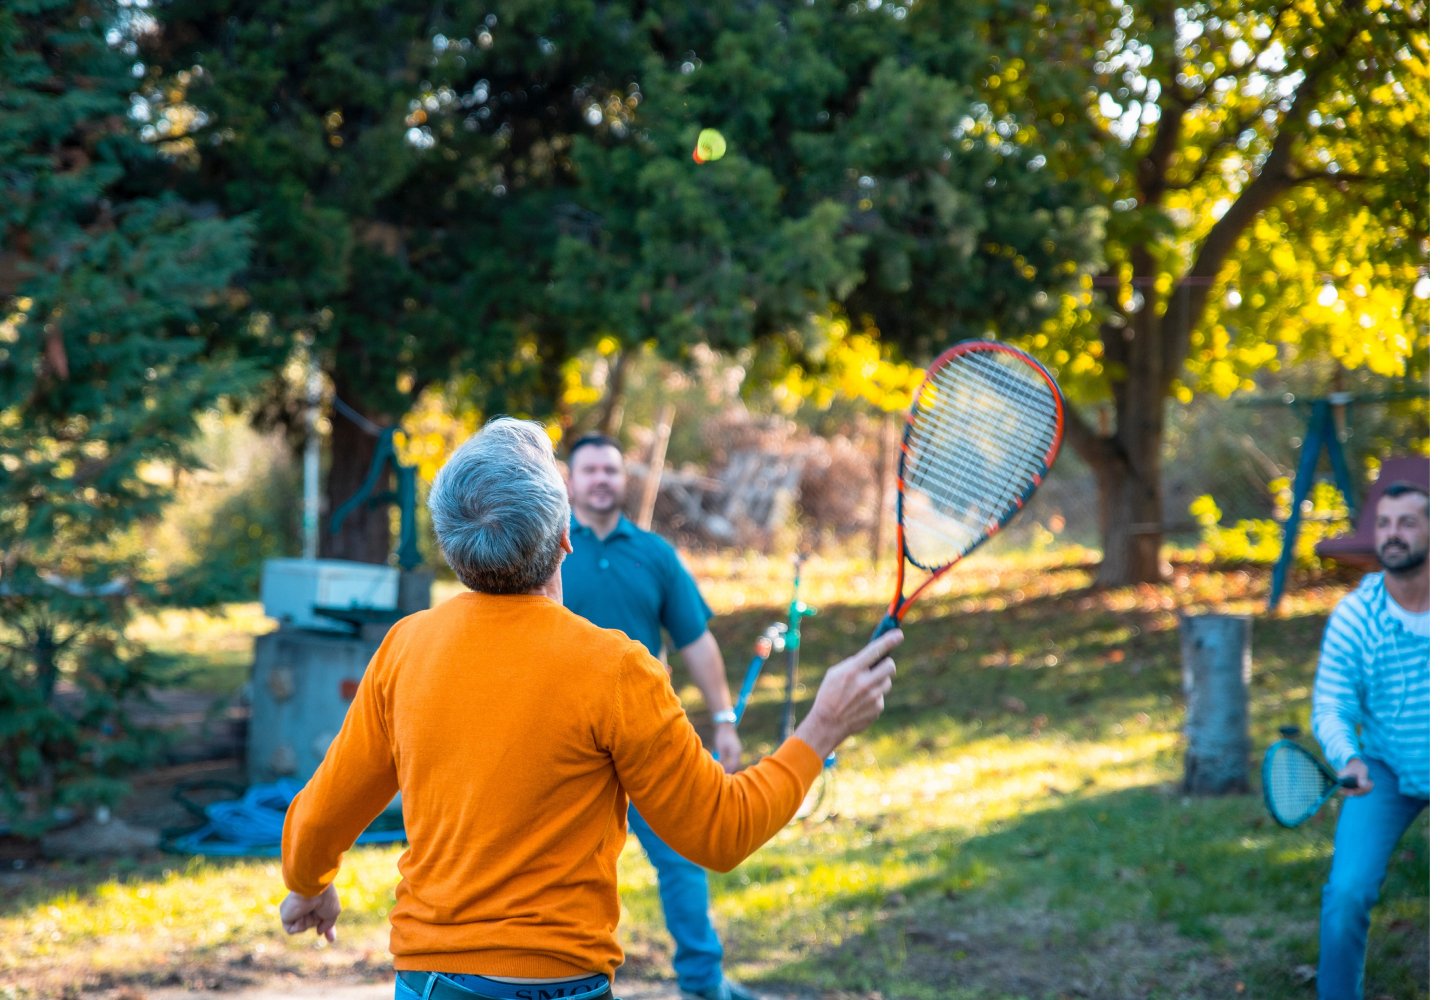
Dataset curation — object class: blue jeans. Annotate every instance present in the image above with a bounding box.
[628,804,725,992]
[1317,756,1428,1000]
[395,971,611,999]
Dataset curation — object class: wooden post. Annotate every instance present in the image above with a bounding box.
[1180,613,1252,794]
[635,402,675,531]
[872,413,898,565]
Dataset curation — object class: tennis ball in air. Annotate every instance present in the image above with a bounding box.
[693,128,727,163]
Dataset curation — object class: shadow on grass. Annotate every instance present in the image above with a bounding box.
[710,577,1337,764]
[730,783,1427,1000]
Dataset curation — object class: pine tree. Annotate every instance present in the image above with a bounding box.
[0,0,253,831]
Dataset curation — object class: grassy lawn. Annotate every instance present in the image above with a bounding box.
[0,552,1427,999]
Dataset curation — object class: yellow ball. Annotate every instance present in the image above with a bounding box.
[694,128,727,163]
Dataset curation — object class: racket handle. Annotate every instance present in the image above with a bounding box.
[1339,775,1360,789]
[870,615,900,642]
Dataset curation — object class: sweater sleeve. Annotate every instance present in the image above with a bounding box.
[605,647,822,872]
[1311,597,1366,772]
[281,635,401,897]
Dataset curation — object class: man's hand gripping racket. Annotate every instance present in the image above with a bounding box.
[1262,727,1362,828]
[872,341,1065,641]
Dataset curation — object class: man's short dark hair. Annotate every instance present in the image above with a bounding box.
[1380,480,1429,514]
[1381,480,1428,500]
[567,433,623,465]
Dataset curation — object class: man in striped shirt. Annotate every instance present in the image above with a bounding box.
[1311,481,1429,1000]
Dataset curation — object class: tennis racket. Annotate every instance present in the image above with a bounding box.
[872,341,1065,640]
[1262,735,1359,828]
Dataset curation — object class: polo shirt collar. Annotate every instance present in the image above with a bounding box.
[571,513,636,541]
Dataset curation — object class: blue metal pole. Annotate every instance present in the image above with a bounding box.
[1268,402,1327,611]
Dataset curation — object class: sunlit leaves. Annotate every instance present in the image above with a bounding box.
[765,316,924,415]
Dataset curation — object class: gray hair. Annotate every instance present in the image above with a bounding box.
[427,416,570,594]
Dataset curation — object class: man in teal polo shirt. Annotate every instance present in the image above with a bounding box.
[562,433,754,1000]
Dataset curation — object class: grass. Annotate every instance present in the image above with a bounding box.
[130,602,273,697]
[0,551,1427,999]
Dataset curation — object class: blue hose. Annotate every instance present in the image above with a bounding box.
[162,779,406,857]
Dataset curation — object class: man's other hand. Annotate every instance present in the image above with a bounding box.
[280,884,340,942]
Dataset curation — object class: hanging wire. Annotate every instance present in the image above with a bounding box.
[332,394,387,436]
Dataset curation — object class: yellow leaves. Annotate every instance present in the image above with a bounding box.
[0,298,30,344]
[1189,494,1223,529]
[1230,340,1278,371]
[767,318,924,415]
[559,355,602,409]
[397,389,481,483]
[1269,242,1297,273]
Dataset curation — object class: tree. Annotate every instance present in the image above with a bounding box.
[146,0,1099,561]
[970,0,1429,584]
[0,0,253,829]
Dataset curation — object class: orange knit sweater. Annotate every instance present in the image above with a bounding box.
[281,591,821,978]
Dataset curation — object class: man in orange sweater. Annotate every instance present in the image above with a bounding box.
[279,417,901,1000]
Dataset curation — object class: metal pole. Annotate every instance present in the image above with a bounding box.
[302,346,322,561]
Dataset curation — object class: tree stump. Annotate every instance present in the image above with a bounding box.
[1180,613,1252,794]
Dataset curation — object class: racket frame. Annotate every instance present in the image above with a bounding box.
[1261,737,1359,828]
[876,340,1065,636]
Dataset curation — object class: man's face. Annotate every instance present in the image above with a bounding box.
[1374,493,1429,575]
[568,443,627,517]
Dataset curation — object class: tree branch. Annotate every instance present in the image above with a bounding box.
[1289,169,1371,185]
[1169,107,1268,190]
[1135,0,1184,207]
[1159,17,1363,385]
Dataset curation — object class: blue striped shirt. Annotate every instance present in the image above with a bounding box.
[1311,572,1431,798]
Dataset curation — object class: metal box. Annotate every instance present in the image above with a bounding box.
[260,558,398,632]
[247,628,378,784]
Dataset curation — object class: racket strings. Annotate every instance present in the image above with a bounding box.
[922,357,1056,475]
[1265,745,1331,825]
[911,357,1057,492]
[903,352,1059,568]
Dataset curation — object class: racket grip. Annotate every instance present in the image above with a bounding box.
[1339,775,1360,789]
[870,615,900,642]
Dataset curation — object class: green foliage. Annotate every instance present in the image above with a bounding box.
[0,0,253,829]
[1189,480,1352,568]
[143,0,1098,516]
[972,0,1429,582]
[0,587,173,835]
[150,417,302,605]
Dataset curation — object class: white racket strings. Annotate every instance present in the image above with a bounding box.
[902,351,1058,568]
[1267,745,1328,824]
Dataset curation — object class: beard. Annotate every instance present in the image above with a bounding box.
[1378,540,1429,575]
[580,488,618,513]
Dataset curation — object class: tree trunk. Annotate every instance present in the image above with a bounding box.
[1180,614,1252,795]
[593,347,633,439]
[635,403,675,531]
[1091,446,1168,587]
[872,413,898,565]
[322,396,393,566]
[1068,400,1168,588]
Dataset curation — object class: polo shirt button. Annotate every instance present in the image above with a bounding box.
[599,559,609,569]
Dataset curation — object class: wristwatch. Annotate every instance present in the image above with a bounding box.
[711,709,738,726]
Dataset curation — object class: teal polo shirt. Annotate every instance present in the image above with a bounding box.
[561,515,712,657]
